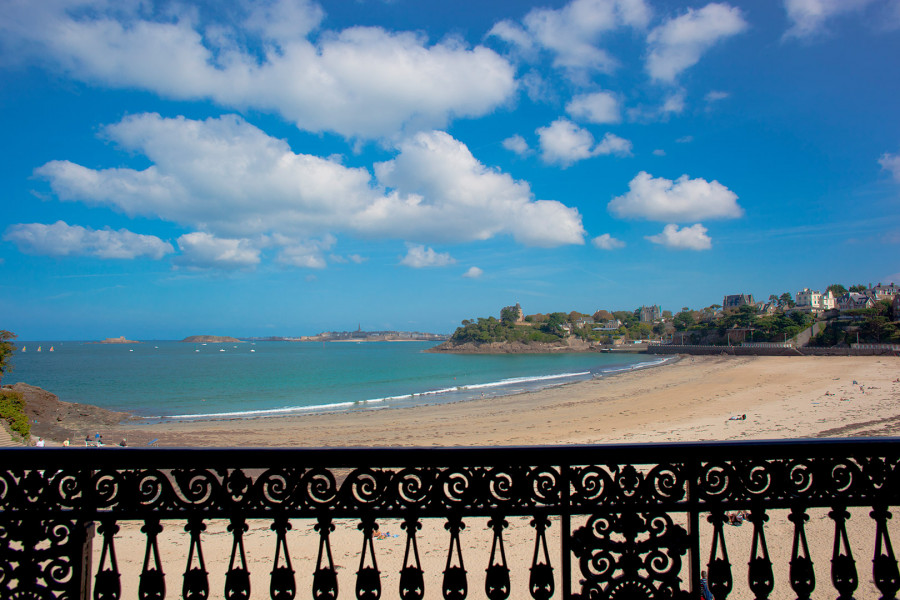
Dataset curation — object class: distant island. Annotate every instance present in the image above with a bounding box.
[97,336,139,344]
[298,329,449,343]
[181,335,242,343]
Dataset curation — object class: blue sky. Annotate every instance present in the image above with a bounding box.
[1,0,899,340]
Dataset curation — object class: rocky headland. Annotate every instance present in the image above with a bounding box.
[4,382,138,442]
[427,338,609,354]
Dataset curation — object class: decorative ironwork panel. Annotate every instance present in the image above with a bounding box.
[1,439,899,599]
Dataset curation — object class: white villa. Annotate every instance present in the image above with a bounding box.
[795,288,835,314]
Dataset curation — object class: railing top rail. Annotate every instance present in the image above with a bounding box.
[4,437,898,469]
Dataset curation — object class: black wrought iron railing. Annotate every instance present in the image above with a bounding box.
[2,439,899,599]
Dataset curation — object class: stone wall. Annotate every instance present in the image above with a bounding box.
[646,345,899,357]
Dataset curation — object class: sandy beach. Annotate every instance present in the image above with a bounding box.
[89,354,900,448]
[25,355,900,598]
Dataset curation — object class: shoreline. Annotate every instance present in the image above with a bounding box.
[23,354,899,448]
[138,354,677,423]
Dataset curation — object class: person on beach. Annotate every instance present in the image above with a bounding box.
[35,437,45,447]
[699,570,715,600]
[62,438,70,447]
[84,435,91,446]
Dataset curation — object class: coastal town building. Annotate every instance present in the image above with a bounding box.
[593,319,622,332]
[723,294,754,309]
[639,305,662,323]
[870,283,900,300]
[837,292,876,311]
[794,288,835,314]
[758,302,778,315]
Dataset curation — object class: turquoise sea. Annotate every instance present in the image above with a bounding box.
[6,341,667,421]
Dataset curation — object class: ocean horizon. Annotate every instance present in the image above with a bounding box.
[6,340,668,421]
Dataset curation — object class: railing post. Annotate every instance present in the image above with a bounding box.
[687,454,701,597]
[560,462,571,600]
[77,520,95,600]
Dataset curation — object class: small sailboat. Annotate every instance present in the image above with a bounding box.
[21,346,25,352]
[37,346,41,352]
[49,346,54,352]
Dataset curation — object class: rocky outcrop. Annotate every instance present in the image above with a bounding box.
[98,336,139,343]
[4,383,137,442]
[181,335,242,343]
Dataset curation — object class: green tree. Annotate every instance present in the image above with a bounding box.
[827,284,848,296]
[500,305,519,325]
[778,292,794,308]
[849,284,867,292]
[720,304,758,329]
[543,312,568,335]
[673,311,695,331]
[0,330,16,384]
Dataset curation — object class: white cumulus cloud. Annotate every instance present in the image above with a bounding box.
[608,171,742,222]
[646,3,747,82]
[566,91,622,124]
[0,0,515,140]
[646,223,712,250]
[537,119,632,167]
[275,235,336,269]
[502,134,530,156]
[373,130,586,247]
[463,266,484,278]
[3,221,172,259]
[175,232,260,270]
[783,0,878,39]
[592,233,626,249]
[489,0,652,73]
[35,114,587,270]
[399,244,456,268]
[879,152,900,182]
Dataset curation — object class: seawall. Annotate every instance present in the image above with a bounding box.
[647,344,900,357]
